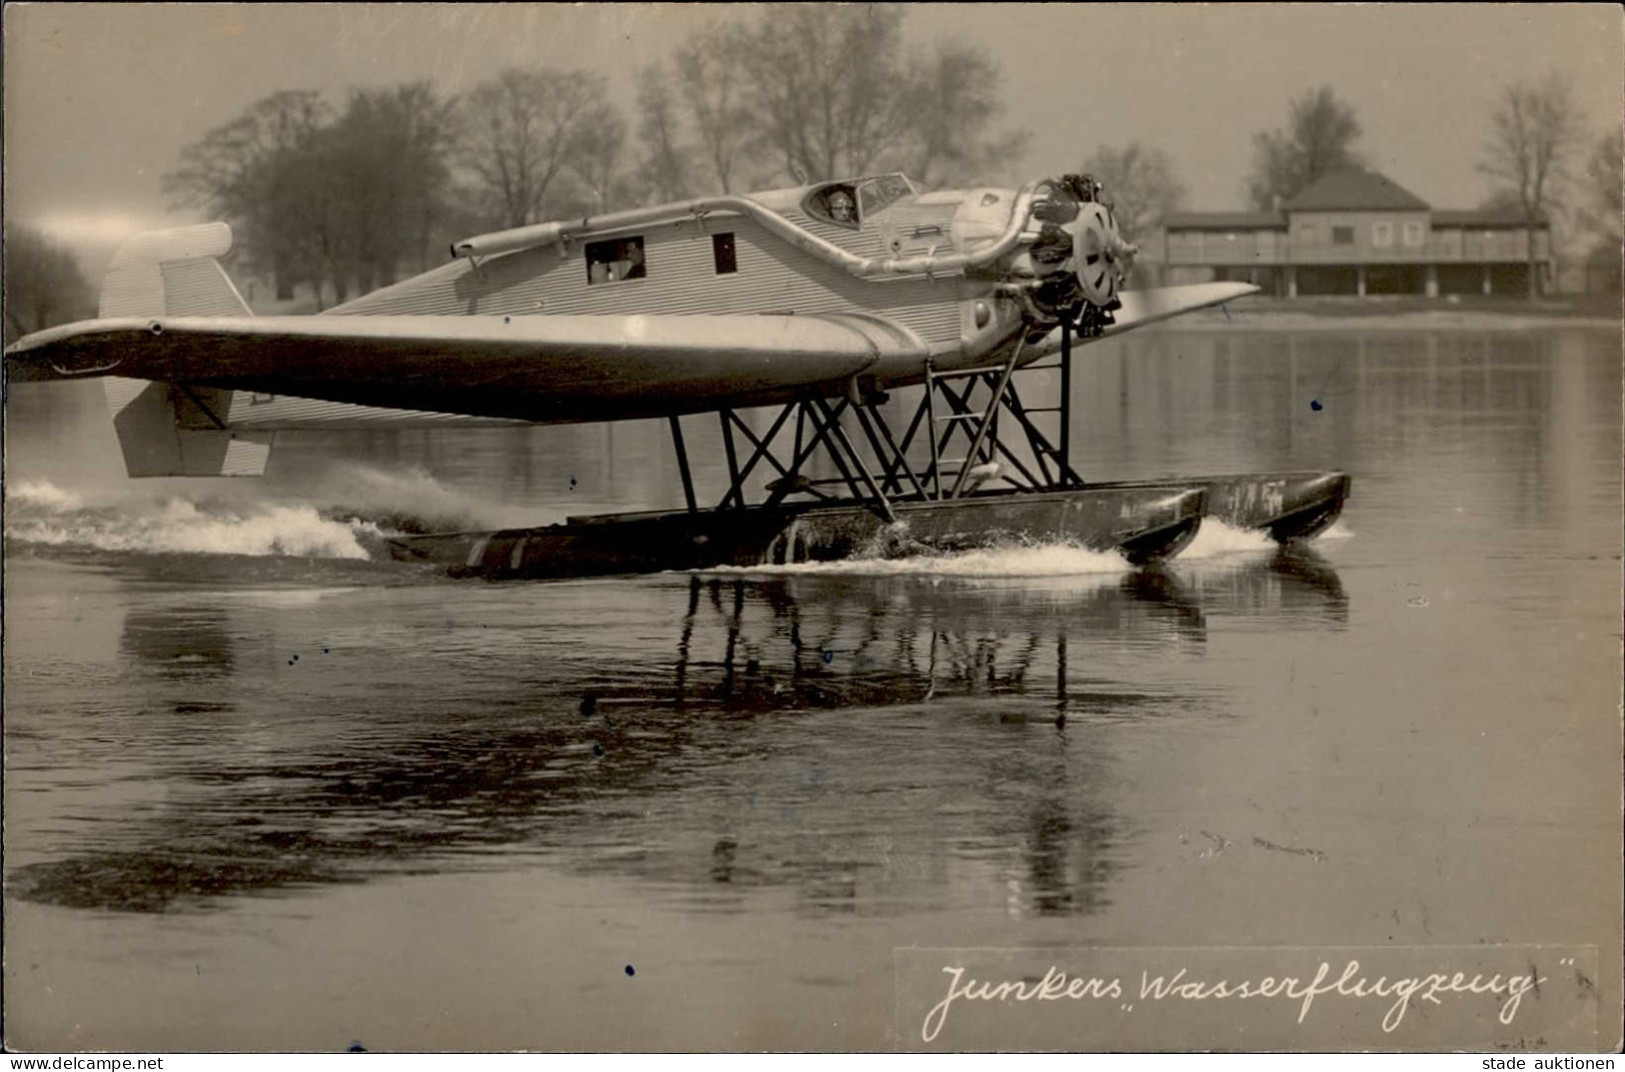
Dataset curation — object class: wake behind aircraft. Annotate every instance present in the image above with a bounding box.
[5,171,1349,577]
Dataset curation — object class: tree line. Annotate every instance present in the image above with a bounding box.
[6,11,1618,336]
[3,227,96,343]
[160,4,1032,309]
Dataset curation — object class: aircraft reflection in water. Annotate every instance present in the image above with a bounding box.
[9,549,1344,918]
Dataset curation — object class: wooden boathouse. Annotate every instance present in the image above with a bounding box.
[1154,169,1553,298]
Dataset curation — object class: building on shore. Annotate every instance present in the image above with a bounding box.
[1150,169,1553,298]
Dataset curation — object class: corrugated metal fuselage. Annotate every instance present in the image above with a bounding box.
[182,188,1024,429]
[328,195,1001,357]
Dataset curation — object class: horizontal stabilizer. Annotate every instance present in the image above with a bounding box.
[111,380,272,477]
[93,222,270,476]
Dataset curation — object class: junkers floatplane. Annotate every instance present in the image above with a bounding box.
[5,173,1349,578]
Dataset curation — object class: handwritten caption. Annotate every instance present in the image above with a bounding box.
[894,945,1598,1051]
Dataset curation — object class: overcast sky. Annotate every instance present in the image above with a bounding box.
[4,3,1620,267]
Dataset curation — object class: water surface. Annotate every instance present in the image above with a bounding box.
[4,325,1619,1050]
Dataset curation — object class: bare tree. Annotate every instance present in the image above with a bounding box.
[163,89,329,218]
[284,132,352,307]
[163,90,333,301]
[1577,126,1623,248]
[1477,72,1584,297]
[331,82,461,291]
[164,84,460,308]
[654,7,1027,196]
[3,225,95,345]
[894,41,1030,190]
[1244,86,1363,210]
[674,31,753,193]
[460,68,602,229]
[566,102,630,215]
[741,4,909,184]
[634,63,696,204]
[1081,143,1188,243]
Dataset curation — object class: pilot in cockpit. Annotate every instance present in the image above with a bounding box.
[827,189,856,224]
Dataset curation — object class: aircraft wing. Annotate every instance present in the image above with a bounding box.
[1026,282,1261,359]
[4,312,926,423]
[1107,281,1259,334]
[5,283,1257,425]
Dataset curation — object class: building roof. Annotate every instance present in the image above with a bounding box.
[1283,169,1430,212]
[1431,208,1548,228]
[1163,210,1287,231]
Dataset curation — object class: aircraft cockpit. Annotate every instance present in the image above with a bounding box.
[858,173,915,215]
[803,173,919,229]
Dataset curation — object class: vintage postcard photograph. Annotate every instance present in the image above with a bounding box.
[3,2,1621,1055]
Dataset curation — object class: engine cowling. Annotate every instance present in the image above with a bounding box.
[1010,175,1139,332]
[1072,201,1136,308]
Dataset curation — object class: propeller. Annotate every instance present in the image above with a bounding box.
[1016,175,1140,333]
[1071,201,1137,308]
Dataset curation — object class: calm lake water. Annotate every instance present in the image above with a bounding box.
[4,325,1620,1051]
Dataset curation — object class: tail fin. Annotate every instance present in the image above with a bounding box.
[98,222,251,319]
[100,223,273,477]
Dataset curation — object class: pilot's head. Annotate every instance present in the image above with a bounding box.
[828,190,855,222]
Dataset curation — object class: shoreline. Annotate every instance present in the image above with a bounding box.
[1151,304,1619,332]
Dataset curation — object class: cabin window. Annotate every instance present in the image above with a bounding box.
[585,236,646,285]
[1372,222,1393,248]
[712,232,737,275]
[1331,226,1355,245]
[1402,222,1425,247]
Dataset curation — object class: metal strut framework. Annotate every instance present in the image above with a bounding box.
[667,324,1084,521]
